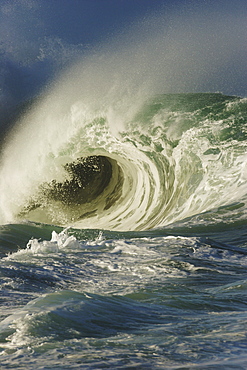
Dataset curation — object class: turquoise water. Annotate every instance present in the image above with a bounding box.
[0,93,247,369]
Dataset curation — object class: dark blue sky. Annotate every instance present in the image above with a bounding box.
[42,0,166,45]
[0,0,246,111]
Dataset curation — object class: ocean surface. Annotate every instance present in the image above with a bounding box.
[0,92,247,369]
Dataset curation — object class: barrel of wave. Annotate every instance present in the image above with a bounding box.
[9,144,168,231]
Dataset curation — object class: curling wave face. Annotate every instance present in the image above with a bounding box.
[0,93,246,231]
[18,155,124,225]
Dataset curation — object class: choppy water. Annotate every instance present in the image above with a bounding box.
[0,93,247,369]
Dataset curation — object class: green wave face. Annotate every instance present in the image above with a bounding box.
[0,93,246,231]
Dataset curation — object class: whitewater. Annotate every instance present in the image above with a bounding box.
[0,6,247,369]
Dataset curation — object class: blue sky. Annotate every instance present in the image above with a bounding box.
[0,0,246,112]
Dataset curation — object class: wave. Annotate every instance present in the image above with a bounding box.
[0,91,246,231]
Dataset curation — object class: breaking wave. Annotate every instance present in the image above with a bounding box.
[0,92,246,231]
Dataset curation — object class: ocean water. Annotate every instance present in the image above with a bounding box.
[0,92,247,369]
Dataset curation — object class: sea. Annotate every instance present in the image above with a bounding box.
[0,91,246,369]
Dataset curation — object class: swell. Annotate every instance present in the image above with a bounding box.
[0,93,246,231]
